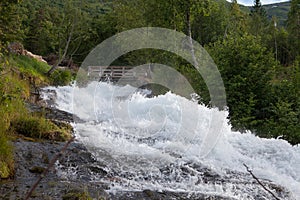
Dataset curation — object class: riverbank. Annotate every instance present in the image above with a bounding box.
[1,85,293,200]
[0,53,74,180]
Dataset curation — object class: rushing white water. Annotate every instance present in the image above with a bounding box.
[44,82,300,199]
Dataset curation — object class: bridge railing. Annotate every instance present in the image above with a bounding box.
[87,66,149,83]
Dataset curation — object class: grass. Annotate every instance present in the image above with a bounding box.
[0,74,28,179]
[0,129,14,179]
[9,55,50,78]
[0,53,73,178]
[10,116,73,141]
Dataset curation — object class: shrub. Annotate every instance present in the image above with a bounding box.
[50,69,73,86]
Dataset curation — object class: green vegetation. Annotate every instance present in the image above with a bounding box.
[207,34,277,131]
[0,63,29,178]
[0,55,73,178]
[9,55,50,76]
[0,56,73,178]
[0,0,299,179]
[262,2,291,26]
[106,0,299,144]
[11,116,73,141]
[62,191,93,200]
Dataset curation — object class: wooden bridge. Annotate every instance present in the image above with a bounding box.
[87,66,150,83]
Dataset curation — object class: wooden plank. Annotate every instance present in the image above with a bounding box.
[87,66,149,84]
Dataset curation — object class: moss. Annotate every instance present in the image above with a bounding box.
[10,116,73,141]
[143,189,154,198]
[62,191,93,200]
[0,161,11,179]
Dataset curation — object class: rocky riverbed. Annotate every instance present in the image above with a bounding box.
[0,135,292,200]
[0,92,294,200]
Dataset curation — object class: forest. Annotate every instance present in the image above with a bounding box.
[0,0,299,165]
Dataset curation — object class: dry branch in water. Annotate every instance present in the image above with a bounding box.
[243,163,281,200]
[24,136,75,200]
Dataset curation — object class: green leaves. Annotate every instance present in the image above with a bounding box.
[0,0,23,47]
[207,34,276,131]
[287,0,300,60]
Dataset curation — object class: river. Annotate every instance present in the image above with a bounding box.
[43,81,300,199]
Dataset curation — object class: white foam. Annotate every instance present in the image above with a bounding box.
[46,81,300,199]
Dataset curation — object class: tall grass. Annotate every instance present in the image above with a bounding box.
[0,55,45,178]
[9,55,50,77]
[0,75,28,179]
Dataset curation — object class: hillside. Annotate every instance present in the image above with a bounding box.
[262,1,291,26]
[223,0,291,26]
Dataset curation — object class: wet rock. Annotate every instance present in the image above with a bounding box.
[26,102,83,123]
[88,165,108,176]
[0,139,109,200]
[29,166,46,174]
[110,191,234,200]
[0,136,293,200]
[1,90,293,200]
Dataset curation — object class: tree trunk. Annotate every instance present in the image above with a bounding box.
[186,4,199,69]
[46,22,74,76]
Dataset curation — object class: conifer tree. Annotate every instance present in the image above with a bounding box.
[287,0,300,59]
[249,0,268,36]
[228,0,248,36]
[0,0,23,49]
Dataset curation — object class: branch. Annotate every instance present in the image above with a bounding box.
[243,164,281,200]
[47,20,75,75]
[24,136,75,200]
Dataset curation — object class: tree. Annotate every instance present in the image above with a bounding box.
[46,0,89,75]
[23,6,57,56]
[249,0,269,37]
[251,0,267,17]
[287,0,300,60]
[0,0,23,49]
[192,1,229,45]
[226,0,249,37]
[263,60,300,144]
[207,34,277,131]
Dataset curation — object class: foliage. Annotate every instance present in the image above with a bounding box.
[207,34,277,131]
[8,55,50,80]
[11,116,73,141]
[249,0,269,37]
[287,0,300,61]
[0,0,299,149]
[262,60,300,144]
[50,69,73,86]
[20,0,110,67]
[0,71,29,179]
[0,0,24,48]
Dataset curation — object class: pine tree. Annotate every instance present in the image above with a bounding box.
[251,0,267,17]
[0,0,23,49]
[227,0,248,36]
[287,0,300,59]
[249,0,268,36]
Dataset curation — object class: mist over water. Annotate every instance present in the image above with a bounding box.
[44,82,300,199]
